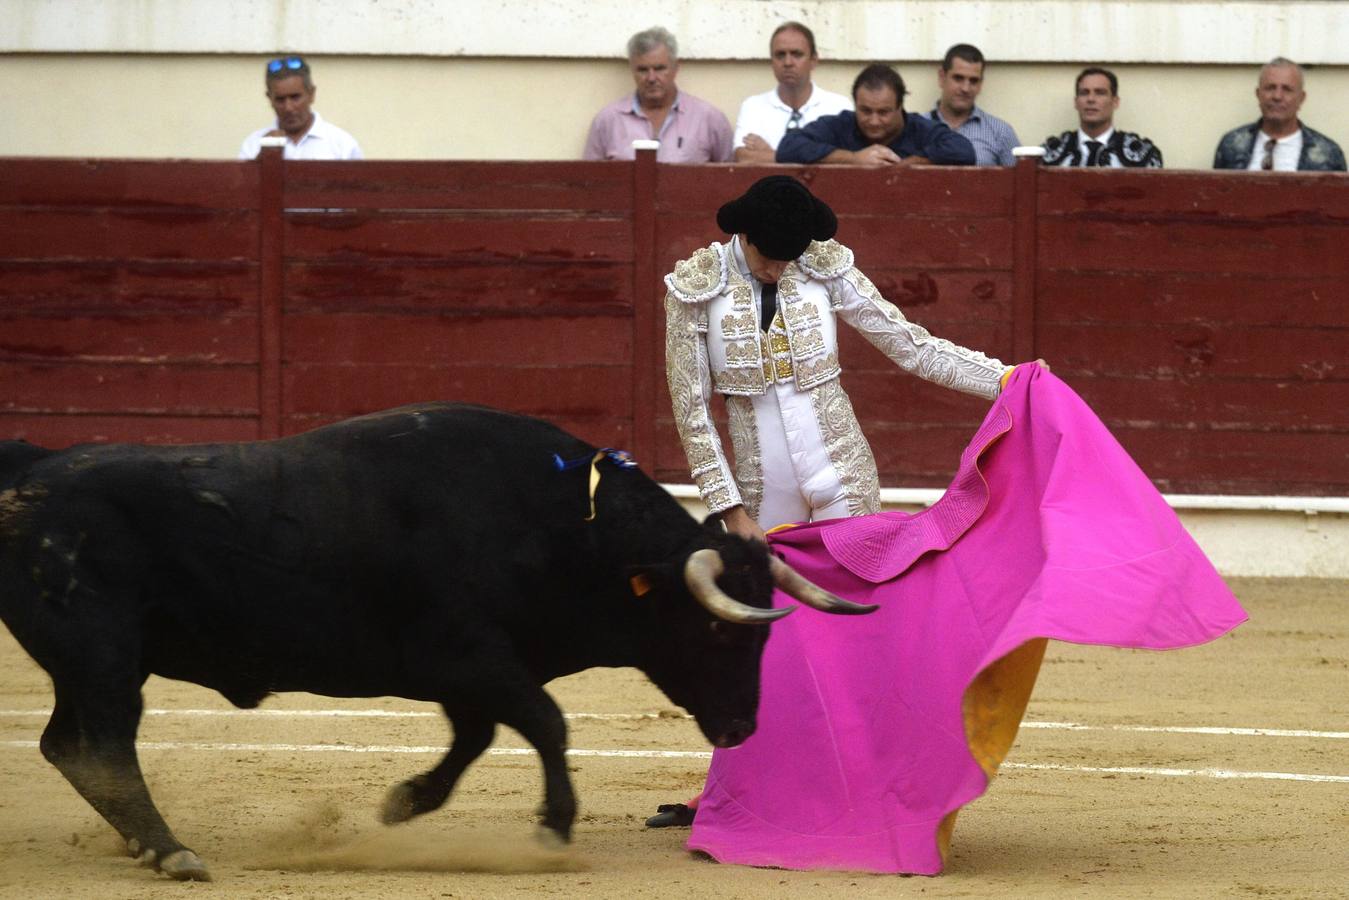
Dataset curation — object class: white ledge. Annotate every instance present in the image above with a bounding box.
[5,1,1349,65]
[662,483,1349,515]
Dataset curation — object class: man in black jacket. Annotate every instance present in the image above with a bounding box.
[1041,67,1162,168]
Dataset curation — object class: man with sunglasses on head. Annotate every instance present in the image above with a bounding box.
[1213,57,1345,172]
[239,55,363,160]
[731,22,851,164]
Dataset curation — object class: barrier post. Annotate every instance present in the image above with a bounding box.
[631,142,659,467]
[257,137,286,439]
[1011,147,1043,364]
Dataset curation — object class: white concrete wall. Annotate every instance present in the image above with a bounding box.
[2,1,1347,167]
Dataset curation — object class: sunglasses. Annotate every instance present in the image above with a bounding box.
[267,56,307,74]
[1260,137,1276,171]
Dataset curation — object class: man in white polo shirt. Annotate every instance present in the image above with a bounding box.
[239,55,363,160]
[732,22,852,164]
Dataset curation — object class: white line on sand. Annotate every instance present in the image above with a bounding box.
[0,739,1346,783]
[0,709,1345,740]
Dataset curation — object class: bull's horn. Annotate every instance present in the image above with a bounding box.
[769,556,878,615]
[684,549,793,624]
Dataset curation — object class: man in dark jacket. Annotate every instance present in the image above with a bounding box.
[777,64,975,166]
[1041,67,1162,168]
[1213,57,1345,172]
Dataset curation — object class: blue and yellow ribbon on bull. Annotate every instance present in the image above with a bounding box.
[552,448,639,521]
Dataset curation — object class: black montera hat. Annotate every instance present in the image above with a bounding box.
[716,176,838,261]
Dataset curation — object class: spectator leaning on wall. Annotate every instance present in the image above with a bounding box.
[1213,57,1346,172]
[776,64,975,167]
[238,55,363,160]
[731,21,852,164]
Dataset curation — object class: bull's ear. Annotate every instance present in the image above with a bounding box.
[701,512,726,533]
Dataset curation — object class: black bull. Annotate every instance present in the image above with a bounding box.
[0,403,873,881]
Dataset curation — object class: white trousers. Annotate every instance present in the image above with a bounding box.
[748,379,852,530]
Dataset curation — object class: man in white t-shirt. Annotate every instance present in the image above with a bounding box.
[239,55,363,160]
[1213,57,1345,172]
[732,22,852,164]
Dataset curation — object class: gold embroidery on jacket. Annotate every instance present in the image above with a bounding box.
[726,395,763,520]
[812,379,881,516]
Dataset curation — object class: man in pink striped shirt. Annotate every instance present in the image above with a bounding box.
[583,27,733,163]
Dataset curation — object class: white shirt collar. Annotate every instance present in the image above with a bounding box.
[769,83,823,114]
[273,110,328,145]
[1078,126,1114,147]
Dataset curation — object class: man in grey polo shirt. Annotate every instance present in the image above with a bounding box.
[927,44,1019,166]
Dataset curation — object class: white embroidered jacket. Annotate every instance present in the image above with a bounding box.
[664,238,1009,513]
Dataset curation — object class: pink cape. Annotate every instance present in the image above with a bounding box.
[686,366,1247,874]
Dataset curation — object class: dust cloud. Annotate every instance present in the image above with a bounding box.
[245,799,586,874]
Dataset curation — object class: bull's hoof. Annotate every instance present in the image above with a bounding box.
[160,849,212,882]
[379,780,418,825]
[534,824,571,850]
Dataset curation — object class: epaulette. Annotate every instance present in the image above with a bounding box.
[796,240,854,279]
[1114,131,1162,167]
[664,244,728,303]
[1041,131,1075,165]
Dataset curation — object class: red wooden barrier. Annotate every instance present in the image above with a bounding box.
[0,150,1344,496]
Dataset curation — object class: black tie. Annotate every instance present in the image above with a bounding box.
[1085,140,1103,167]
[760,281,778,331]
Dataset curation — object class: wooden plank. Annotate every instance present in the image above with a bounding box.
[0,261,258,314]
[0,209,257,260]
[1036,270,1349,329]
[0,315,258,364]
[282,411,633,451]
[651,418,980,487]
[0,159,259,209]
[283,261,633,314]
[0,414,260,448]
[838,373,1005,425]
[282,160,633,211]
[1069,375,1349,433]
[1109,428,1349,495]
[258,144,285,440]
[656,417,1349,495]
[841,270,1013,317]
[1037,323,1347,380]
[0,363,259,415]
[655,165,1016,217]
[631,145,660,469]
[1012,154,1040,362]
[284,313,632,365]
[1038,168,1349,219]
[654,212,1013,278]
[1037,218,1348,276]
[282,363,632,418]
[284,214,632,262]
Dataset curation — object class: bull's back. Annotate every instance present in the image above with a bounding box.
[1,405,611,700]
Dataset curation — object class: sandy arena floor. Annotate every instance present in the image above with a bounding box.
[1,577,1345,899]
